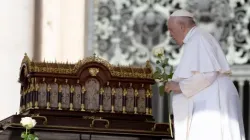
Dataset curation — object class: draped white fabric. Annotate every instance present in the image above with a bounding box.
[171,27,245,140]
[179,72,218,97]
[173,27,231,79]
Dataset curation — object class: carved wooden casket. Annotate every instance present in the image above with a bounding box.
[0,54,173,140]
[19,54,155,116]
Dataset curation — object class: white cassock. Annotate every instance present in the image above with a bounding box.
[171,26,246,140]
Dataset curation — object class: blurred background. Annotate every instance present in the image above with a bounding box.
[0,0,249,139]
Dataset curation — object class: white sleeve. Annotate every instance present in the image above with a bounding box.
[179,72,218,98]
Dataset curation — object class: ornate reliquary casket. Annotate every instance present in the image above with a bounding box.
[6,54,173,139]
[19,54,155,117]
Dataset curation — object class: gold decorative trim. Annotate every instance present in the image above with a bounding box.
[82,116,102,120]
[111,88,115,95]
[90,118,110,128]
[111,105,115,113]
[169,114,174,138]
[70,103,74,111]
[100,88,104,95]
[20,54,154,79]
[31,114,48,125]
[149,108,152,115]
[9,123,172,136]
[88,68,99,76]
[46,102,51,110]
[34,101,39,109]
[146,107,149,115]
[151,123,170,132]
[58,103,62,110]
[122,106,126,114]
[99,105,104,113]
[81,104,85,111]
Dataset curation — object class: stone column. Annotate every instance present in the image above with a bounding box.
[238,79,245,114]
[0,0,34,120]
[41,0,86,62]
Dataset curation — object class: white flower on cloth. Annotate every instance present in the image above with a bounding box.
[152,47,164,57]
[20,117,37,129]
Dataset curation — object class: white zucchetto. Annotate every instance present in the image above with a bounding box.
[170,9,194,18]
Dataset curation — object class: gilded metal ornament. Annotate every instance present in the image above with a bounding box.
[88,68,99,76]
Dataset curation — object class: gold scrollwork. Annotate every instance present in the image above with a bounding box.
[111,88,115,113]
[146,89,150,115]
[123,89,127,96]
[146,108,149,115]
[151,123,170,132]
[58,85,62,110]
[134,89,138,114]
[22,54,154,79]
[82,116,102,120]
[70,85,74,93]
[34,101,39,109]
[29,84,34,108]
[134,89,138,97]
[46,84,51,110]
[99,105,104,113]
[82,86,86,93]
[99,88,104,112]
[59,85,62,92]
[35,84,39,91]
[122,106,126,114]
[89,118,110,128]
[70,85,74,111]
[146,89,150,98]
[31,114,48,125]
[81,104,85,112]
[149,87,153,115]
[70,103,74,111]
[100,88,104,95]
[88,68,99,76]
[122,88,128,114]
[81,86,86,112]
[111,88,115,95]
[47,84,51,92]
[58,103,62,110]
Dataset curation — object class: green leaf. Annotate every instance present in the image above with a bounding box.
[152,72,160,79]
[163,58,169,67]
[27,134,36,140]
[162,73,169,81]
[161,63,166,68]
[156,67,162,73]
[159,85,165,96]
[21,132,26,138]
[168,66,174,79]
[157,54,163,58]
[156,60,160,64]
[169,66,173,73]
[164,58,169,63]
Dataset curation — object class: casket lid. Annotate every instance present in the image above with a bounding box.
[19,53,154,82]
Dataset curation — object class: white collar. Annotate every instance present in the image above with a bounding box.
[183,26,196,44]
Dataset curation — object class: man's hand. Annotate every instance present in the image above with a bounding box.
[165,81,182,93]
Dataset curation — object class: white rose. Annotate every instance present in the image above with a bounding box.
[152,47,164,57]
[20,117,37,129]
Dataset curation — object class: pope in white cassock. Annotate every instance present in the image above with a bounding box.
[164,10,246,140]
